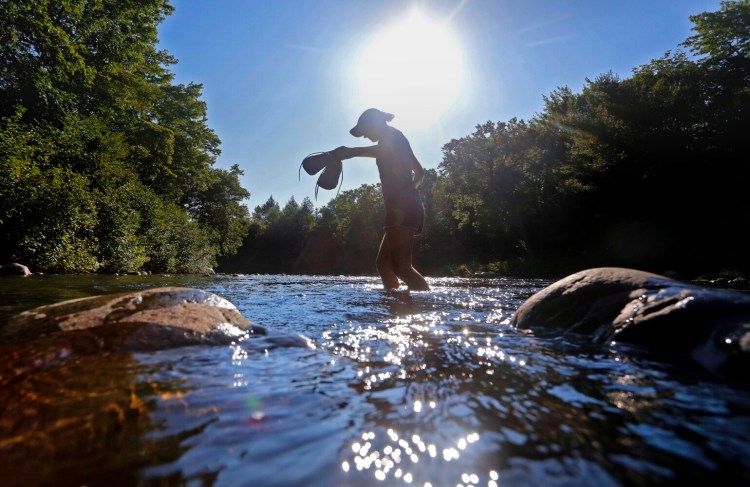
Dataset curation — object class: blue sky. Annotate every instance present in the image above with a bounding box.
[158,0,723,210]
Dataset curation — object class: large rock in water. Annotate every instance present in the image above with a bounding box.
[511,267,750,379]
[0,286,312,353]
[0,287,313,484]
[0,263,31,276]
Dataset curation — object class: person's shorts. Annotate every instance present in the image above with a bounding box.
[384,200,424,235]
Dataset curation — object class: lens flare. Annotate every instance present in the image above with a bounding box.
[357,9,465,130]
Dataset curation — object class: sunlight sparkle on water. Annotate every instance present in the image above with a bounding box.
[320,279,552,484]
[344,427,489,485]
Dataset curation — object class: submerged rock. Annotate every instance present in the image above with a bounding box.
[511,267,750,379]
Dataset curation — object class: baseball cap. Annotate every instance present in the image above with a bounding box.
[350,108,392,137]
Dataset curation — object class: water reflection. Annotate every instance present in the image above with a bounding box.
[0,340,196,485]
[1,275,750,485]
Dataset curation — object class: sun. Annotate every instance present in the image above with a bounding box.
[356,9,465,131]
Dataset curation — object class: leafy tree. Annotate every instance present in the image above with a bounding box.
[317,184,383,274]
[191,164,251,258]
[217,197,283,273]
[0,0,250,273]
[0,115,98,271]
[0,0,175,123]
[149,82,222,203]
[684,0,750,73]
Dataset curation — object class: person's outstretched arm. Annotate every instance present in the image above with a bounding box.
[333,145,380,160]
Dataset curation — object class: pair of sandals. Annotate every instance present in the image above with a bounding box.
[299,151,343,199]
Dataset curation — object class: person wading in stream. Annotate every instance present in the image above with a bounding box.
[333,108,430,291]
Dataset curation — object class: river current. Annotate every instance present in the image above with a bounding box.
[1,273,749,486]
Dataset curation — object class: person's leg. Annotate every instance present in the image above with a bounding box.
[384,226,429,291]
[376,233,400,290]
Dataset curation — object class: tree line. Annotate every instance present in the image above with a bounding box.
[221,0,750,279]
[1,0,249,273]
[2,1,747,278]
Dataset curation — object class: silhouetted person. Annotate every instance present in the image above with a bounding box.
[334,108,430,291]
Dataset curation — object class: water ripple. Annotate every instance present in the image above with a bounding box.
[2,274,750,486]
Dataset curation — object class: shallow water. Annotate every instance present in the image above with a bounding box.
[1,274,749,486]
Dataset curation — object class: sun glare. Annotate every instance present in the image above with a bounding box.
[357,10,465,130]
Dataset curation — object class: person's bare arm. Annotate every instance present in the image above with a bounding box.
[333,145,380,160]
[412,158,425,189]
[399,134,424,189]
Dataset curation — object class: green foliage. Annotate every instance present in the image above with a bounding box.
[317,185,383,274]
[6,0,743,277]
[95,181,150,273]
[222,196,319,274]
[1,112,98,272]
[0,1,250,273]
[0,0,175,122]
[220,1,750,278]
[683,0,750,66]
[192,164,251,257]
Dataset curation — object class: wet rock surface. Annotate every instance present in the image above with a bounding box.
[0,263,31,276]
[0,286,314,485]
[0,286,313,389]
[511,267,750,379]
[1,286,265,351]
